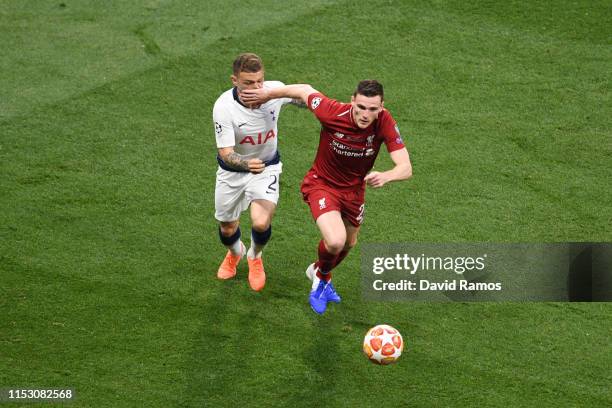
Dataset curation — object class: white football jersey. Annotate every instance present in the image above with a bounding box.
[213,81,292,163]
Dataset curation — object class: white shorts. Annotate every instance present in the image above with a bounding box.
[214,163,282,222]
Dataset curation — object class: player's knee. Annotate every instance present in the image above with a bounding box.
[219,222,239,237]
[251,218,271,233]
[324,238,346,255]
[345,237,358,251]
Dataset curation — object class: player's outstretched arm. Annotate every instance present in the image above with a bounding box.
[241,84,318,106]
[364,148,412,188]
[218,147,265,173]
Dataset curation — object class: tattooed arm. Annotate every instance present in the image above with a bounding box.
[218,147,265,173]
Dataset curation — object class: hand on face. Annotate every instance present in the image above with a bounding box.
[240,88,270,106]
[232,70,265,108]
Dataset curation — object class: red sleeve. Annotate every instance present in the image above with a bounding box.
[307,92,342,126]
[378,110,405,153]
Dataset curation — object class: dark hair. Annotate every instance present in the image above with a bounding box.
[354,80,384,101]
[233,53,264,75]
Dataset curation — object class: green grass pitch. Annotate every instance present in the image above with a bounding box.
[1,1,610,406]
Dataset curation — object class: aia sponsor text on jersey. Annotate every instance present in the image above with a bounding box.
[239,129,276,145]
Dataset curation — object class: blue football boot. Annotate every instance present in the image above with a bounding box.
[309,279,329,314]
[307,263,342,314]
[325,281,341,304]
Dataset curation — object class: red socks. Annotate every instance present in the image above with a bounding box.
[315,240,335,281]
[334,249,349,268]
[315,240,351,282]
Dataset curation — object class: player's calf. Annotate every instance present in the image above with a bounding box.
[248,224,271,259]
[219,221,240,238]
[315,239,338,282]
[333,239,356,269]
[246,225,271,291]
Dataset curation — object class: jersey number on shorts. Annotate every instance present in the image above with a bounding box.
[266,175,279,194]
[356,203,365,224]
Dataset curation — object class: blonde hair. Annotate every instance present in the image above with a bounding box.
[233,53,264,75]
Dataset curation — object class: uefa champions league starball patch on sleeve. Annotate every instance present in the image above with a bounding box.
[311,97,321,110]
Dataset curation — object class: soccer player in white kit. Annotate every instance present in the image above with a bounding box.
[213,53,294,291]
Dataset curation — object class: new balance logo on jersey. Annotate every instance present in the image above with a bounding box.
[239,129,276,145]
[319,197,327,210]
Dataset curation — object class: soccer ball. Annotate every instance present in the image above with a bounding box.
[362,324,403,365]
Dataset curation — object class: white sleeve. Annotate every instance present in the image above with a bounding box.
[212,101,235,148]
[265,80,293,105]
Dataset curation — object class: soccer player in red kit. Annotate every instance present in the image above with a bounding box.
[242,80,412,314]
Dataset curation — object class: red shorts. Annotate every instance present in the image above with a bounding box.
[300,171,365,227]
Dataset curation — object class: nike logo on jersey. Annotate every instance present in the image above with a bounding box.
[238,122,248,127]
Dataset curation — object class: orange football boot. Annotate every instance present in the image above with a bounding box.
[247,256,266,291]
[216,242,245,280]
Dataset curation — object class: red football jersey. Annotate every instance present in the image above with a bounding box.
[306,92,405,189]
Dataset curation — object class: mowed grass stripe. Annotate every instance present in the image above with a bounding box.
[1,2,355,407]
[364,1,611,241]
[0,0,342,121]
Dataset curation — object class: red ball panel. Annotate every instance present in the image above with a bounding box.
[381,342,396,356]
[370,337,382,352]
[392,335,402,349]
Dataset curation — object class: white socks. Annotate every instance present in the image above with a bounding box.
[229,240,244,256]
[247,245,263,259]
